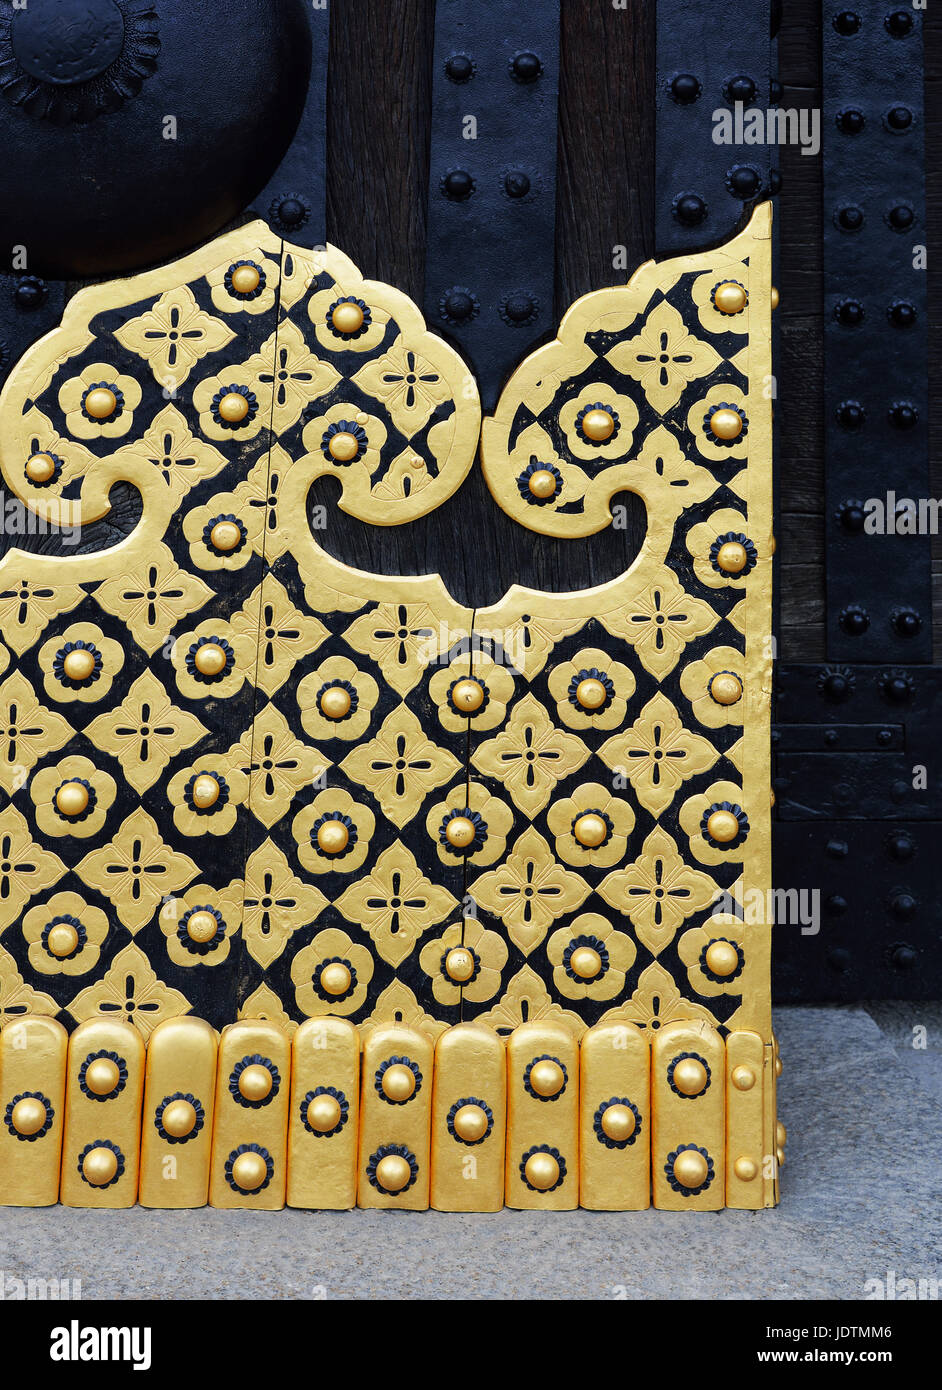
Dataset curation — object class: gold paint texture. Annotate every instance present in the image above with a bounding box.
[287,1017,360,1209]
[579,1021,650,1211]
[139,1016,217,1209]
[505,1022,579,1211]
[357,1025,433,1211]
[59,1018,145,1209]
[430,1023,506,1212]
[208,1020,290,1210]
[0,1015,68,1206]
[651,1020,725,1211]
[725,1029,769,1210]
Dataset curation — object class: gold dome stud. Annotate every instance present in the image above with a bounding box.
[713,280,749,315]
[331,301,366,335]
[731,1065,756,1092]
[319,685,352,720]
[231,1151,268,1192]
[82,1146,119,1187]
[575,676,607,710]
[84,387,118,420]
[706,808,740,843]
[217,391,250,424]
[600,1103,636,1143]
[572,812,609,848]
[85,1057,121,1097]
[716,540,749,574]
[704,939,740,977]
[734,1155,758,1182]
[671,1057,709,1097]
[230,263,261,295]
[444,946,475,983]
[46,922,80,958]
[776,1121,787,1148]
[775,1056,783,1077]
[307,1094,343,1133]
[709,407,744,441]
[524,1151,560,1191]
[381,1063,416,1103]
[710,672,743,706]
[316,819,350,855]
[10,1097,47,1137]
[161,1099,197,1139]
[238,1064,273,1103]
[528,1059,565,1098]
[444,815,476,849]
[569,945,602,980]
[527,468,558,499]
[581,407,616,441]
[451,677,485,713]
[452,1103,489,1143]
[26,451,57,484]
[776,1146,785,1168]
[771,286,780,310]
[209,520,243,553]
[328,430,360,462]
[186,910,219,944]
[672,1149,709,1189]
[375,1153,412,1193]
[55,781,90,818]
[190,774,221,810]
[319,960,352,996]
[62,647,97,682]
[193,642,228,678]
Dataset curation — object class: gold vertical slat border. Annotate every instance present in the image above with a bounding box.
[579,1020,650,1211]
[139,1016,218,1209]
[651,1019,725,1211]
[209,1019,290,1210]
[505,1022,579,1211]
[430,1022,506,1212]
[59,1018,145,1209]
[0,1016,68,1206]
[287,1017,359,1210]
[725,1028,766,1210]
[357,1025,433,1210]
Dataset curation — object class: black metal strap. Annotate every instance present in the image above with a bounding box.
[822,3,930,662]
[0,274,64,394]
[655,0,772,254]
[423,0,560,410]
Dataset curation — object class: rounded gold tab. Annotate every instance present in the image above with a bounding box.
[710,672,743,706]
[210,520,242,553]
[307,1094,342,1133]
[524,1151,560,1191]
[452,1103,489,1143]
[528,468,557,499]
[671,1057,708,1097]
[193,642,228,677]
[672,1149,709,1189]
[85,1057,120,1097]
[47,922,80,958]
[238,1064,273,1103]
[84,387,117,420]
[230,263,261,295]
[776,1146,786,1168]
[82,1146,118,1186]
[581,407,615,441]
[716,540,749,574]
[218,391,250,424]
[231,1150,268,1191]
[444,815,476,849]
[704,939,740,977]
[575,677,607,710]
[26,451,57,483]
[734,1155,758,1182]
[771,286,780,310]
[572,812,608,848]
[162,1099,197,1139]
[375,1153,412,1193]
[62,647,97,681]
[528,1059,565,1098]
[444,946,475,983]
[569,945,602,980]
[731,1064,756,1092]
[55,780,89,818]
[707,808,740,843]
[319,960,352,996]
[776,1121,787,1148]
[319,685,352,720]
[600,1103,636,1143]
[186,910,219,944]
[713,280,748,315]
[316,819,350,855]
[331,301,365,334]
[10,1097,47,1137]
[381,1063,416,1103]
[191,774,221,810]
[451,677,485,713]
[709,407,744,441]
[328,430,359,462]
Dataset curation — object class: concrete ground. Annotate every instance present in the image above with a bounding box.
[0,1004,938,1300]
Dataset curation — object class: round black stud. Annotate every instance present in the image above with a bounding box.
[837,400,865,429]
[726,165,762,199]
[670,73,701,104]
[889,892,917,921]
[826,894,848,915]
[890,944,917,969]
[510,51,542,82]
[836,205,864,232]
[770,168,782,195]
[884,10,914,38]
[837,108,865,134]
[825,839,849,859]
[833,11,861,35]
[504,171,531,199]
[835,298,864,326]
[819,666,855,700]
[888,300,916,327]
[500,291,538,326]
[888,401,918,430]
[770,77,783,103]
[14,276,47,310]
[673,193,707,226]
[876,728,893,746]
[445,53,474,83]
[881,670,913,703]
[891,607,922,637]
[886,832,914,861]
[725,74,758,105]
[885,105,913,132]
[439,286,479,325]
[442,169,475,201]
[824,728,839,746]
[827,947,852,973]
[276,197,306,228]
[887,204,914,231]
[839,605,869,636]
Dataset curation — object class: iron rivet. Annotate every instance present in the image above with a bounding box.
[725,74,757,104]
[442,169,475,201]
[670,73,701,104]
[837,108,865,134]
[504,170,531,199]
[511,51,542,82]
[833,12,861,36]
[836,205,864,231]
[825,839,849,859]
[835,298,864,325]
[892,607,921,636]
[888,300,916,327]
[673,192,707,226]
[445,53,474,82]
[885,11,914,38]
[885,106,912,131]
[839,605,869,636]
[837,400,865,429]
